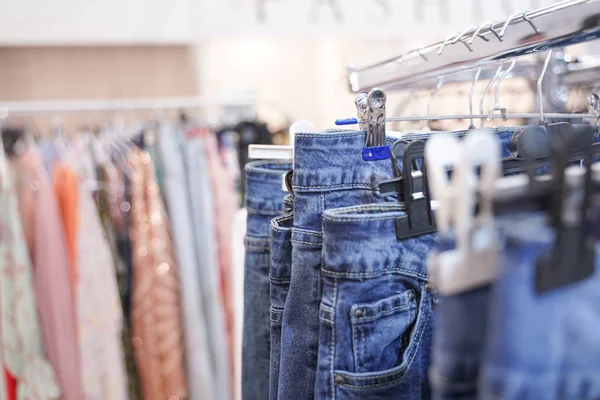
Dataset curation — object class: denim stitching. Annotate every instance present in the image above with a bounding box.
[326,204,405,214]
[293,228,323,237]
[245,245,270,251]
[353,303,415,324]
[295,132,365,139]
[335,291,431,386]
[322,268,429,280]
[269,275,291,282]
[246,207,285,215]
[319,316,335,324]
[293,183,374,190]
[291,240,323,246]
[330,278,338,400]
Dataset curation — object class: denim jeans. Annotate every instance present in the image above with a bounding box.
[278,130,400,400]
[428,236,491,400]
[243,160,291,400]
[480,213,600,399]
[429,285,491,400]
[269,212,293,400]
[316,203,436,399]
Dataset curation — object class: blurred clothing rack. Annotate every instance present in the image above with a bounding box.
[0,96,255,116]
[348,0,600,92]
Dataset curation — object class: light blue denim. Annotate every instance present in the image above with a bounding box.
[243,160,291,400]
[185,135,231,400]
[155,123,214,399]
[278,130,400,400]
[480,213,600,399]
[318,203,437,399]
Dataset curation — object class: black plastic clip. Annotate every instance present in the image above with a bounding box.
[378,140,436,240]
[535,129,596,293]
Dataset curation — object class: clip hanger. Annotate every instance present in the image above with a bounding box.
[427,129,501,295]
[362,88,390,161]
[391,140,437,239]
[535,130,596,293]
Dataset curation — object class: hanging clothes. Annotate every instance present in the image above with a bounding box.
[53,164,79,300]
[8,146,82,400]
[155,123,215,400]
[186,131,232,400]
[128,148,188,400]
[203,130,237,386]
[73,161,129,400]
[96,165,142,400]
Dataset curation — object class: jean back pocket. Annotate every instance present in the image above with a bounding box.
[350,289,418,373]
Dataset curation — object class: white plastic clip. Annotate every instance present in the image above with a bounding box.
[427,129,502,295]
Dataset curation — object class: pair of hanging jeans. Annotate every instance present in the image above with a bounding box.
[316,203,438,399]
[243,160,291,400]
[269,211,293,400]
[479,213,600,399]
[277,130,399,400]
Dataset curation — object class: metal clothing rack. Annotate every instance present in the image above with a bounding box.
[348,0,600,92]
[0,96,255,116]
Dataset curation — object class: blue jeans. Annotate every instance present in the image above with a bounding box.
[269,212,294,400]
[480,213,600,399]
[243,160,291,400]
[278,130,400,400]
[317,203,437,399]
[430,285,491,400]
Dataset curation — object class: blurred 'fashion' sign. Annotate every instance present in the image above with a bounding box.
[197,0,559,37]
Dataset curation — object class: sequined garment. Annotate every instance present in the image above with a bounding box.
[128,148,188,400]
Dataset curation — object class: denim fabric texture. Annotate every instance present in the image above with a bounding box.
[429,285,491,400]
[480,213,600,400]
[269,212,294,400]
[428,236,491,400]
[278,130,401,400]
[243,160,291,400]
[316,203,437,400]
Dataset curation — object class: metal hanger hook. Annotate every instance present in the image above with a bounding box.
[537,50,554,123]
[425,76,445,131]
[452,26,477,52]
[499,12,522,40]
[488,59,517,121]
[438,34,457,56]
[469,22,492,46]
[480,64,504,128]
[522,12,541,34]
[469,67,482,129]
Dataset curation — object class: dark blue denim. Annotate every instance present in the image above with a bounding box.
[317,203,437,399]
[429,236,491,400]
[278,130,400,400]
[243,160,291,400]
[269,212,294,400]
[429,285,491,400]
[480,213,600,399]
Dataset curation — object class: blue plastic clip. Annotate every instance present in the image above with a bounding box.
[335,118,358,126]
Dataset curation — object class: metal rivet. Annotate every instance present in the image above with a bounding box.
[408,291,415,301]
[334,375,344,385]
[354,309,363,318]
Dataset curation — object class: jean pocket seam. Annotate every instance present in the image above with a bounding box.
[338,293,431,387]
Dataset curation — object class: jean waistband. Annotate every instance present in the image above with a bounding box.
[293,128,518,192]
[322,203,433,281]
[270,213,293,280]
[245,160,291,213]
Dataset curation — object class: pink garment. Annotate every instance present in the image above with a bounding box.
[10,147,83,400]
[202,130,236,387]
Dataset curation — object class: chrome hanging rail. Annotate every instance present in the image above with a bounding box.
[348,0,600,92]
